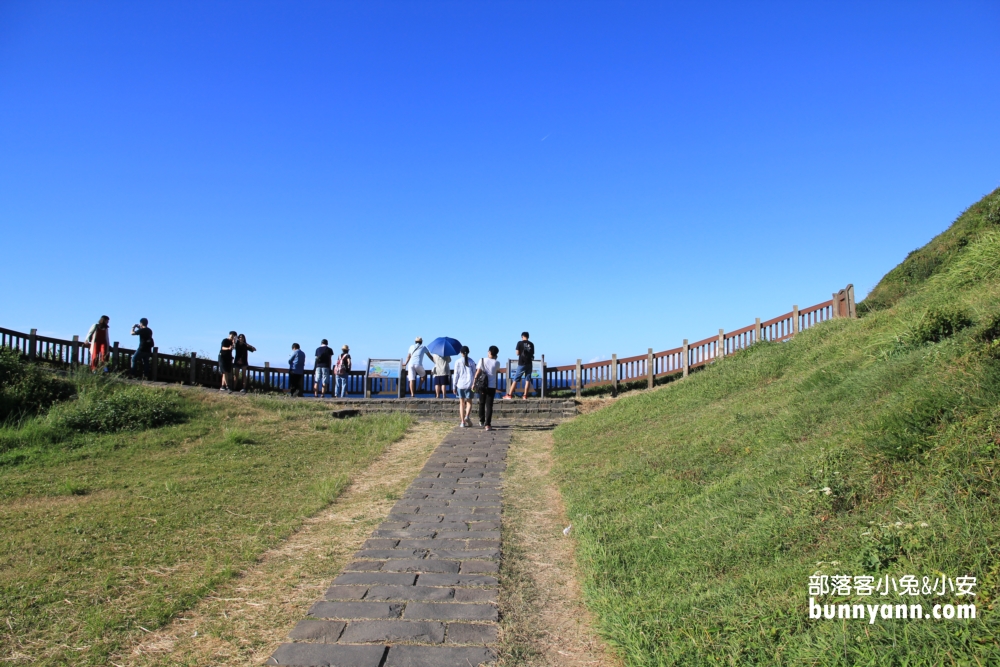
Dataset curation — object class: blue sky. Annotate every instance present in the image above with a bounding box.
[2,1,998,368]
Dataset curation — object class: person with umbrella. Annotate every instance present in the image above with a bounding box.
[403,336,432,397]
[426,336,462,399]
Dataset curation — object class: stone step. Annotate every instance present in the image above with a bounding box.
[266,426,510,667]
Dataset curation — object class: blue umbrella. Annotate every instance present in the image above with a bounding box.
[426,336,462,357]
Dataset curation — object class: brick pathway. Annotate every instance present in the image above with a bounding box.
[266,426,509,667]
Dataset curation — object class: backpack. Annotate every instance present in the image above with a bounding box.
[335,353,349,376]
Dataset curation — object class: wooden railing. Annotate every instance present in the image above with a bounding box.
[0,285,855,398]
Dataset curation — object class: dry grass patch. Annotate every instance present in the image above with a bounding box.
[122,421,451,667]
[497,426,621,667]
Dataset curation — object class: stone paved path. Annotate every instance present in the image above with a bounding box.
[266,425,509,667]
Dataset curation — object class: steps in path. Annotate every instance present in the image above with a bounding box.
[328,398,577,422]
[266,425,509,667]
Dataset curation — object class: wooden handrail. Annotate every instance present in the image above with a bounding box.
[0,285,854,396]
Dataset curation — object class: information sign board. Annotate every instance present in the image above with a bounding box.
[367,359,402,379]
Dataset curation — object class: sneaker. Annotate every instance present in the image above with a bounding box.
[485,425,493,431]
[240,389,247,394]
[459,422,466,428]
[502,394,513,400]
[479,421,485,427]
[219,387,227,392]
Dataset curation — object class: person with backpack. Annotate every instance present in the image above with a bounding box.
[130,318,154,380]
[452,346,476,426]
[234,333,257,393]
[503,331,535,400]
[314,339,334,398]
[86,315,110,371]
[288,343,306,397]
[473,345,501,430]
[334,345,352,397]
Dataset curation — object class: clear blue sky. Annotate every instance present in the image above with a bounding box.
[2,1,998,368]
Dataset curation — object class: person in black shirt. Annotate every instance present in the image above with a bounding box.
[130,318,155,380]
[234,333,257,393]
[503,331,535,400]
[219,339,235,391]
[314,339,333,398]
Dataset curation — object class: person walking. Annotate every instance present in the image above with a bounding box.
[474,345,501,430]
[219,339,235,391]
[314,339,333,397]
[288,343,306,397]
[403,336,432,397]
[334,345,352,397]
[234,334,257,393]
[452,346,476,426]
[503,331,535,400]
[86,315,110,371]
[130,318,154,380]
[431,352,451,399]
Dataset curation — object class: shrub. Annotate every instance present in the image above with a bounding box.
[0,348,74,422]
[55,385,183,433]
[910,307,973,344]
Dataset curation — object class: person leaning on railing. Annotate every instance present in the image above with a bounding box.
[288,343,306,397]
[314,339,334,398]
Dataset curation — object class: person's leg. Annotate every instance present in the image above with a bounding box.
[478,391,486,425]
[522,370,532,399]
[314,370,321,397]
[484,388,495,427]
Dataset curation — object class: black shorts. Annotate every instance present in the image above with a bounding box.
[434,375,449,387]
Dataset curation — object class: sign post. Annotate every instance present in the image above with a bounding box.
[367,359,402,399]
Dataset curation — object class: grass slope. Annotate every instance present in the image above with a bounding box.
[554,188,1000,666]
[0,385,410,666]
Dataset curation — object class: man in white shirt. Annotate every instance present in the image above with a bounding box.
[403,336,432,397]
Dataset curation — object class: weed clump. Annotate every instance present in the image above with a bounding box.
[53,384,183,433]
[0,348,74,422]
[910,307,973,344]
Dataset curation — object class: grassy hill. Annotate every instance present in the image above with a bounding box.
[553,188,1000,666]
[0,372,410,666]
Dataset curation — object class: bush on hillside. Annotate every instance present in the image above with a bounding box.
[0,348,74,422]
[53,384,183,433]
[910,307,973,344]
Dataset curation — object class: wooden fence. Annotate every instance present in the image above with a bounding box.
[0,284,855,398]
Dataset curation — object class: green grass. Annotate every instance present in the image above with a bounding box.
[553,187,1000,666]
[0,384,411,665]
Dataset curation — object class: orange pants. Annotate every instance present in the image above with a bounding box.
[90,342,108,369]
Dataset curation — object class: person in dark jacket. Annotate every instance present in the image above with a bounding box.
[219,338,235,391]
[288,343,306,397]
[130,318,154,380]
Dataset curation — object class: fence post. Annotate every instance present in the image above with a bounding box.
[540,355,546,399]
[847,284,856,318]
[792,305,800,335]
[755,318,762,344]
[647,348,654,389]
[151,346,158,381]
[575,359,582,398]
[264,361,270,391]
[28,328,37,361]
[71,335,79,368]
[831,292,839,318]
[190,352,197,385]
[682,339,689,378]
[398,368,405,398]
[365,363,372,399]
[112,341,119,371]
[611,354,618,396]
[718,329,725,360]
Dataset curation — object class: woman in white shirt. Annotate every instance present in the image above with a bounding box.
[473,345,501,430]
[452,345,477,427]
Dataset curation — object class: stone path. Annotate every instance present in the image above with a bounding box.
[266,426,509,667]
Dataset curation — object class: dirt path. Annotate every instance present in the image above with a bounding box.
[121,421,452,667]
[497,427,622,667]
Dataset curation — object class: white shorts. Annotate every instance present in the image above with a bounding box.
[407,365,425,380]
